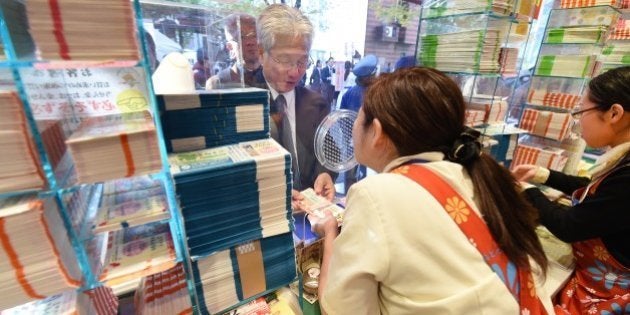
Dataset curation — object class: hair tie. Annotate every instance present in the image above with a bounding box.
[447,127,481,165]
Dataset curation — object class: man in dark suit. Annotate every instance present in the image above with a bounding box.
[320,57,335,106]
[308,59,322,94]
[255,4,336,201]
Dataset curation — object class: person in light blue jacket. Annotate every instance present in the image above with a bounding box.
[339,55,377,192]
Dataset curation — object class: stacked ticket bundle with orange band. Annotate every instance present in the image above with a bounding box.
[0,91,46,193]
[98,222,176,287]
[66,111,162,184]
[518,108,573,141]
[527,89,580,110]
[467,97,509,125]
[609,18,630,40]
[464,110,486,127]
[510,143,568,172]
[25,0,139,61]
[499,47,519,75]
[134,263,193,315]
[560,0,620,8]
[0,195,81,310]
[1,286,118,315]
[36,120,67,171]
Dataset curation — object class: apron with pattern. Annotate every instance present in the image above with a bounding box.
[554,165,630,315]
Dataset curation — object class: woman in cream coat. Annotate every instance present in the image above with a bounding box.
[310,68,555,314]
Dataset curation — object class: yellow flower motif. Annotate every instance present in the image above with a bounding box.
[392,166,409,175]
[593,246,609,261]
[445,196,469,224]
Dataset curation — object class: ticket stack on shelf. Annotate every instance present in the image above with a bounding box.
[134,263,193,315]
[36,119,67,171]
[467,96,509,125]
[421,29,503,73]
[2,0,190,313]
[94,176,170,233]
[519,108,573,141]
[522,2,621,174]
[98,222,177,287]
[160,87,298,313]
[24,0,139,61]
[527,88,581,110]
[169,139,293,257]
[0,195,82,310]
[421,0,516,17]
[85,176,176,288]
[510,143,569,172]
[597,3,630,74]
[157,88,270,153]
[416,0,534,166]
[499,47,519,75]
[191,233,296,314]
[0,286,118,315]
[65,111,162,184]
[560,0,621,8]
[0,91,46,193]
[534,5,619,79]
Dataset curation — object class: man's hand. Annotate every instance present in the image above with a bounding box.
[314,172,335,201]
[291,189,306,212]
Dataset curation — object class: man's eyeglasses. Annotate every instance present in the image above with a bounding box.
[241,31,257,41]
[570,106,600,119]
[269,54,309,71]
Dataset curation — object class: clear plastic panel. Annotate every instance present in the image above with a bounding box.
[457,75,513,126]
[140,1,252,91]
[547,6,620,28]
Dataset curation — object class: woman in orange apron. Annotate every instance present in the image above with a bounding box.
[513,66,630,314]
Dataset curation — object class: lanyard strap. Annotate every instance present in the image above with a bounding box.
[391,164,547,314]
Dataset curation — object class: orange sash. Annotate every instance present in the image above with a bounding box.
[392,164,548,314]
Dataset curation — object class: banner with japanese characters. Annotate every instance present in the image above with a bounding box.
[19,66,150,120]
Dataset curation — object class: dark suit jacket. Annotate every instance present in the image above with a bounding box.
[321,66,334,86]
[309,67,321,85]
[253,70,336,189]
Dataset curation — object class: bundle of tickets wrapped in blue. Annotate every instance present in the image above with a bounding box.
[191,232,297,314]
[169,138,293,258]
[156,88,270,153]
